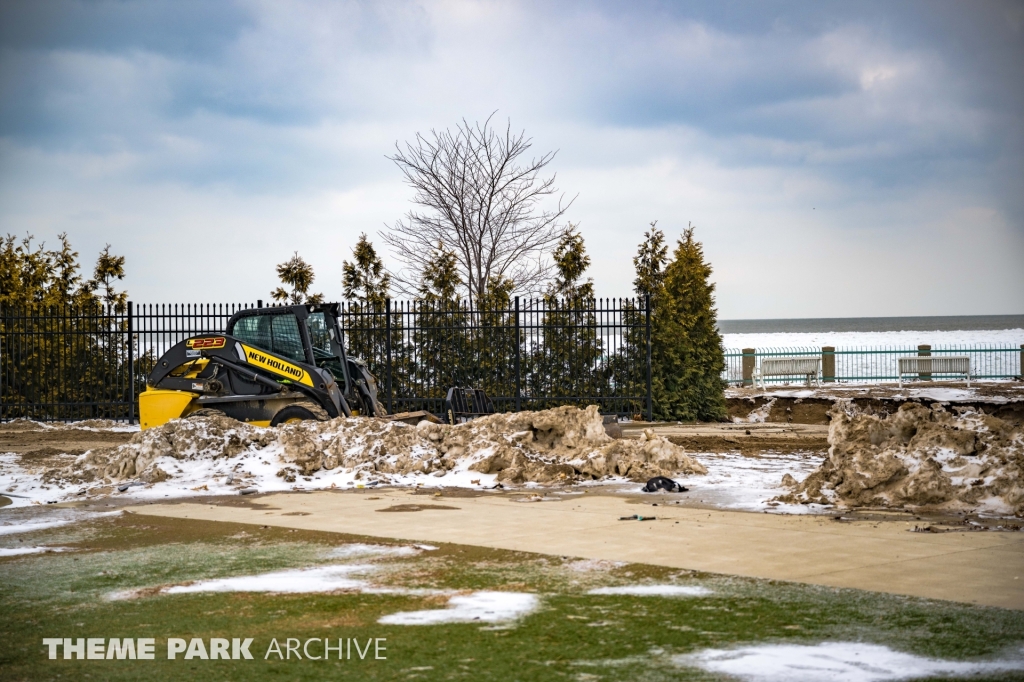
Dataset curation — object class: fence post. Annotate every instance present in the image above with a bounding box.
[127,301,135,423]
[918,344,932,381]
[822,346,835,383]
[742,348,756,386]
[645,294,653,422]
[512,296,520,409]
[1019,344,1023,381]
[385,299,393,414]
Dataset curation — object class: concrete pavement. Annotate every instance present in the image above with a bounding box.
[130,489,1024,609]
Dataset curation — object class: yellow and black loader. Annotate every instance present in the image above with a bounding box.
[139,303,388,429]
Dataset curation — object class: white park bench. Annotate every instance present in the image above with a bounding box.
[754,357,821,388]
[898,356,971,387]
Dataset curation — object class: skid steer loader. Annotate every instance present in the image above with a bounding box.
[139,303,393,429]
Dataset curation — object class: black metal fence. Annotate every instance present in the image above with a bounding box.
[1,298,652,422]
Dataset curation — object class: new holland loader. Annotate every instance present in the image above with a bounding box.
[139,303,394,429]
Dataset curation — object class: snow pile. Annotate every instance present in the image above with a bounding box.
[732,398,776,423]
[378,591,538,625]
[778,402,1024,515]
[681,451,825,514]
[40,405,705,491]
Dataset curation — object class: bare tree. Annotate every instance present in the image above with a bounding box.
[381,114,575,306]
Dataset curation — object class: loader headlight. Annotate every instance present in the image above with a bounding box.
[235,342,246,361]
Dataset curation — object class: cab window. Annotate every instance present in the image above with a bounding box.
[232,313,307,363]
[306,312,344,378]
[271,315,306,362]
[306,312,332,356]
[231,315,272,351]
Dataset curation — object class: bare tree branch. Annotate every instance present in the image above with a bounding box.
[381,114,575,305]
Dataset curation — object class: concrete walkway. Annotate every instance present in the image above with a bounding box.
[131,489,1024,609]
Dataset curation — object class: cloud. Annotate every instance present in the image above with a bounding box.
[0,0,1020,314]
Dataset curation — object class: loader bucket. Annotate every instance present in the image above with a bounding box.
[139,389,198,430]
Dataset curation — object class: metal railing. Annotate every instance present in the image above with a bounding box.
[340,298,651,417]
[1,298,652,422]
[723,344,1023,385]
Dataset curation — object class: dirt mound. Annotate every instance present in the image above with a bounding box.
[0,418,129,432]
[66,419,131,430]
[778,402,1024,515]
[0,419,50,432]
[43,405,705,488]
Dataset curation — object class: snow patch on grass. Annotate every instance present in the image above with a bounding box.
[587,584,711,597]
[673,641,1024,682]
[378,591,539,625]
[565,558,626,572]
[0,546,71,557]
[325,543,420,559]
[163,564,375,594]
[0,510,121,535]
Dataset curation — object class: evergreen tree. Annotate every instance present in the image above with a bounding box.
[342,234,391,307]
[1,234,126,311]
[529,226,602,407]
[473,274,518,400]
[340,234,402,405]
[414,242,466,397]
[417,242,462,303]
[47,234,90,307]
[88,244,128,313]
[652,224,726,421]
[0,233,132,419]
[271,251,321,305]
[547,227,594,302]
[614,222,668,418]
[1,235,60,306]
[478,275,514,309]
[633,221,667,299]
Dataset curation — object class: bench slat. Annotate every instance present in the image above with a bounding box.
[897,356,970,387]
[755,357,821,388]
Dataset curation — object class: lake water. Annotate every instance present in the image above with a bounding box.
[718,315,1024,334]
[718,315,1024,350]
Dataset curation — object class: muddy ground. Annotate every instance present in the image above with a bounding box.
[726,392,1024,427]
[0,421,134,483]
[4,386,1022,462]
[0,423,132,455]
[624,422,829,454]
[0,417,827,464]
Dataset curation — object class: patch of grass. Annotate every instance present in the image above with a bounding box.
[1,513,1022,681]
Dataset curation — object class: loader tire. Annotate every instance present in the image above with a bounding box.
[270,401,330,426]
[187,408,226,420]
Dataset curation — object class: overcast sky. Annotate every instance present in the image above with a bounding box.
[1,0,1022,318]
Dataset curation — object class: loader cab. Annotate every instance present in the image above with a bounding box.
[226,303,353,393]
